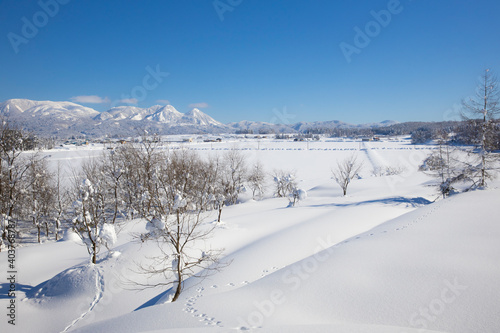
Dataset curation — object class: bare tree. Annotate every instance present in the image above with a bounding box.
[247,161,266,200]
[102,149,124,224]
[112,144,144,220]
[462,69,500,187]
[25,154,55,243]
[53,161,69,241]
[331,154,363,196]
[206,154,226,223]
[137,149,224,302]
[135,134,166,218]
[221,149,247,205]
[205,150,247,223]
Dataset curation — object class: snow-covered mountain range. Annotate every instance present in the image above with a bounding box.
[0,99,227,137]
[94,104,222,127]
[0,99,398,137]
[0,99,100,121]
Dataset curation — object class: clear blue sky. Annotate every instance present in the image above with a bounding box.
[1,0,500,124]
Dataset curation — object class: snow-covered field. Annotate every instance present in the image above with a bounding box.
[1,137,499,333]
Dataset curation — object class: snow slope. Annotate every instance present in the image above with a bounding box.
[71,188,500,333]
[1,139,498,333]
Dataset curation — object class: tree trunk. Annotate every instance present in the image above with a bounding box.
[92,242,97,264]
[171,213,183,302]
[217,206,223,223]
[172,269,182,302]
[35,216,41,243]
[112,185,119,224]
[55,219,60,241]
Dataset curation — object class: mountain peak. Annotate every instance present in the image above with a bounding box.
[144,105,183,123]
[182,108,222,127]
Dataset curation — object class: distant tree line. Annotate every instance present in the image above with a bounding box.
[302,120,499,148]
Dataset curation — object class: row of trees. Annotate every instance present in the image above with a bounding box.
[0,122,57,250]
[0,129,271,301]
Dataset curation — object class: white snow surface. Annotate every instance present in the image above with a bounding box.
[1,138,499,333]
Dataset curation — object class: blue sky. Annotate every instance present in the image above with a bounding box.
[1,0,500,124]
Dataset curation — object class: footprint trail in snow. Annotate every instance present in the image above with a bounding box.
[61,266,105,333]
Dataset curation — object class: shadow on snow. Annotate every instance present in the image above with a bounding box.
[308,196,433,209]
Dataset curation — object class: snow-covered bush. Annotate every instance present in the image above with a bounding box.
[288,188,307,207]
[272,170,297,198]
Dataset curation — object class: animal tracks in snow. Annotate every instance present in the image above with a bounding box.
[181,266,282,328]
[61,266,105,333]
[182,289,224,327]
[333,200,445,249]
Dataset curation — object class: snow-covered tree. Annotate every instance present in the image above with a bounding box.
[271,170,305,207]
[462,69,500,187]
[138,149,224,302]
[331,154,363,196]
[70,160,116,264]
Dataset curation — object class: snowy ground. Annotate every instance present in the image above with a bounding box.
[1,137,499,333]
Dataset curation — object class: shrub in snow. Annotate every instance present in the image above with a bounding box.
[273,170,297,198]
[373,165,407,177]
[288,188,307,207]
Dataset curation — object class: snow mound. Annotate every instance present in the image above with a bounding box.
[30,264,98,299]
[62,228,82,243]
